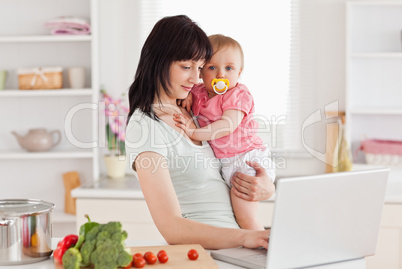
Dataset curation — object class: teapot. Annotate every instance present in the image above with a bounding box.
[11,128,61,152]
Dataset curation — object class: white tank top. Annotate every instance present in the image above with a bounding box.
[126,110,239,229]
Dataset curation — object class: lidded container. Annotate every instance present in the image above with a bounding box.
[0,199,54,265]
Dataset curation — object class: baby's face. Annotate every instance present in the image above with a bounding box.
[201,45,243,96]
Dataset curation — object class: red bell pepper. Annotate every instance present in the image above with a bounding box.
[53,234,79,264]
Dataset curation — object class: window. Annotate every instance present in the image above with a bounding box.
[138,0,311,152]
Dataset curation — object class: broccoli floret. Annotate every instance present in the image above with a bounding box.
[117,248,133,268]
[80,239,96,266]
[111,230,127,243]
[85,224,104,241]
[96,230,111,242]
[90,238,132,269]
[102,222,122,234]
[62,248,82,269]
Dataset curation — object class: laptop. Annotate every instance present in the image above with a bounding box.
[211,168,389,269]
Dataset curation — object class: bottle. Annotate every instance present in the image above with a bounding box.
[333,117,353,172]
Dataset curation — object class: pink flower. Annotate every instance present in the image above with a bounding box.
[101,89,128,155]
[109,121,120,134]
[104,96,112,106]
[107,110,119,117]
[119,131,125,142]
[122,106,129,113]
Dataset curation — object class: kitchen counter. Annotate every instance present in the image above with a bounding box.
[72,174,402,204]
[7,238,366,269]
[72,175,144,200]
[69,172,400,269]
[71,175,278,202]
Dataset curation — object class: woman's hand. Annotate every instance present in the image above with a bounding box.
[242,229,270,249]
[231,161,275,202]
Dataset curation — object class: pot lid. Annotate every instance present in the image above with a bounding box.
[0,199,54,217]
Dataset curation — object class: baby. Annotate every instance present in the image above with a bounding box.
[174,34,275,230]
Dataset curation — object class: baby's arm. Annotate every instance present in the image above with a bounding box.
[177,92,193,113]
[174,109,245,141]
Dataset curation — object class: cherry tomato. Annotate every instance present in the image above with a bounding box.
[144,252,157,264]
[143,251,151,260]
[133,257,145,268]
[132,253,143,261]
[157,250,168,263]
[188,249,199,260]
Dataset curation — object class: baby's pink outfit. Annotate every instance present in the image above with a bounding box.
[191,83,275,184]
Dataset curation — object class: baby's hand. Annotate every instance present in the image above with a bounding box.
[173,113,195,138]
[177,92,193,113]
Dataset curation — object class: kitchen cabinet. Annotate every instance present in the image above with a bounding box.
[72,177,166,241]
[0,0,99,237]
[345,1,402,181]
[366,204,402,269]
[76,198,165,241]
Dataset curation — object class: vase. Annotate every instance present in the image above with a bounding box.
[103,155,127,179]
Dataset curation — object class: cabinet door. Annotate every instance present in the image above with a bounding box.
[257,201,275,228]
[76,199,165,241]
[366,204,402,269]
[366,227,401,269]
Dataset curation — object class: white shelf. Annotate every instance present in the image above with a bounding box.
[0,150,94,160]
[350,52,402,58]
[0,0,99,227]
[349,1,402,6]
[0,89,92,97]
[0,35,92,43]
[350,108,402,115]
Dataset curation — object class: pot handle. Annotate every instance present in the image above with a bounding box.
[50,130,61,148]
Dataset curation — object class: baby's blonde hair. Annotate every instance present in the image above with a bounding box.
[209,34,244,69]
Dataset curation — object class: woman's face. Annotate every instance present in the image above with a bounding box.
[201,46,243,96]
[165,60,205,101]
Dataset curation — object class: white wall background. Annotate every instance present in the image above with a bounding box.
[98,0,349,176]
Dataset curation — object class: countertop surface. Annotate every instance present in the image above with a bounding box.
[72,175,277,202]
[5,239,366,269]
[72,171,402,203]
[72,175,145,200]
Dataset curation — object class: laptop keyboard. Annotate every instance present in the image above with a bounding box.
[248,253,268,264]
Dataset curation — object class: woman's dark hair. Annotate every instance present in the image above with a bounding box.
[127,15,212,122]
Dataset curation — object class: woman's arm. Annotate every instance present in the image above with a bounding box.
[231,161,276,202]
[135,151,270,249]
[174,109,244,141]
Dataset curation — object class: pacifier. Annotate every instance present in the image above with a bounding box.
[211,79,230,95]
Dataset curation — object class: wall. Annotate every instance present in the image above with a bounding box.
[97,0,351,177]
[307,0,348,155]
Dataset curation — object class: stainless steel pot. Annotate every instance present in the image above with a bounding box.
[0,199,54,265]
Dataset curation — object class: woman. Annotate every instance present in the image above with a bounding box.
[125,15,275,249]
